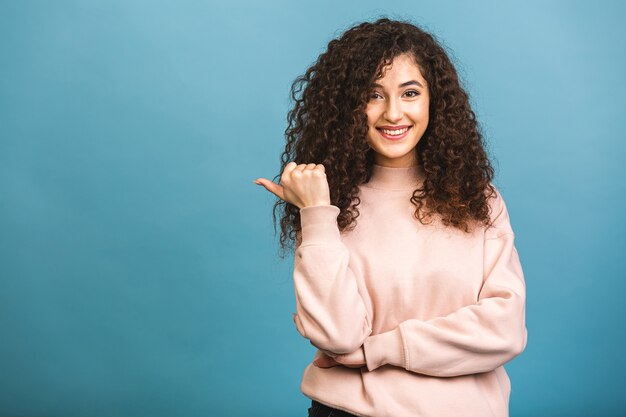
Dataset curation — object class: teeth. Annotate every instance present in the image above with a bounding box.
[381,127,409,136]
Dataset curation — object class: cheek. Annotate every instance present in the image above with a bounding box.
[410,102,428,116]
[365,105,380,125]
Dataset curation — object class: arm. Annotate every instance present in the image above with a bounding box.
[292,204,372,354]
[362,189,528,377]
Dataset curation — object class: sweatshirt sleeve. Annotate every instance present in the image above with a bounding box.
[292,204,372,354]
[362,189,528,377]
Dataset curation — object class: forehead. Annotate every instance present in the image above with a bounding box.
[375,54,426,84]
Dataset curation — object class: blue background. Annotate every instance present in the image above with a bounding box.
[1,1,624,416]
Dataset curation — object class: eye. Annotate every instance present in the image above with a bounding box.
[369,91,382,100]
[404,90,420,98]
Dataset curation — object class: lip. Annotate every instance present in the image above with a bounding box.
[377,125,411,129]
[376,125,412,140]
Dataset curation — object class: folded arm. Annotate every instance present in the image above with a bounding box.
[362,189,528,377]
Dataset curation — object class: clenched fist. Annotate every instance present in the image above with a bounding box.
[254,162,331,209]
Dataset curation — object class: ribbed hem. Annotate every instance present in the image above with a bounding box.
[299,205,341,246]
[363,327,405,371]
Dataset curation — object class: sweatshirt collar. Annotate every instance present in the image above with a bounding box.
[363,163,426,190]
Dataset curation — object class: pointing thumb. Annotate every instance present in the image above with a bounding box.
[254,178,285,201]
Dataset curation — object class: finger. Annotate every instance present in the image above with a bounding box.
[283,161,298,176]
[281,162,300,183]
[305,163,317,171]
[316,164,326,173]
[313,356,338,368]
[255,178,285,201]
[333,355,363,368]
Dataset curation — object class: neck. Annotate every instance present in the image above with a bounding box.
[364,162,426,190]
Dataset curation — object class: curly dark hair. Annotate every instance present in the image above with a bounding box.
[272,17,498,258]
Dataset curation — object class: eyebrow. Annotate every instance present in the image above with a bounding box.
[372,80,424,89]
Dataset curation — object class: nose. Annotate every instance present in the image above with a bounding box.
[384,96,403,122]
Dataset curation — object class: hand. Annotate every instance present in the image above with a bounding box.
[313,346,367,369]
[254,162,331,209]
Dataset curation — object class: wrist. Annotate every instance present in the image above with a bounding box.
[301,202,331,209]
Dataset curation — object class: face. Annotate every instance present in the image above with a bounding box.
[365,53,430,167]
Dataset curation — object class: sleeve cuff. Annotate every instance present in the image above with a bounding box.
[299,205,341,246]
[363,327,406,371]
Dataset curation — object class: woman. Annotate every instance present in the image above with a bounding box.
[254,17,527,417]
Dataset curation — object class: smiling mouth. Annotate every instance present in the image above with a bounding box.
[376,126,412,140]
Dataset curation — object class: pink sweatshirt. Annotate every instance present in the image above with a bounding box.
[292,163,527,417]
